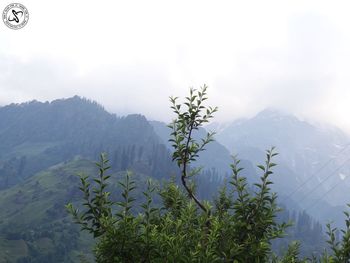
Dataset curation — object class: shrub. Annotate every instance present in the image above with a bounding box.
[68,85,347,262]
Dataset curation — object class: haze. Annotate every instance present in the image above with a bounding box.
[1,0,350,132]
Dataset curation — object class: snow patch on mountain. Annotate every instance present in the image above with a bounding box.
[339,173,347,180]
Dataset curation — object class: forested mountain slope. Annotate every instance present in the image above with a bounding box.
[0,96,175,189]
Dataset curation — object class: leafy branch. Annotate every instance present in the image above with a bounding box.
[168,84,217,216]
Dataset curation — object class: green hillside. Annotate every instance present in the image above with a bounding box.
[0,155,170,262]
[0,97,178,262]
[0,96,172,190]
[0,159,96,262]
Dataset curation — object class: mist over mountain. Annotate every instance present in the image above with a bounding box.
[3,1,350,260]
[0,96,346,261]
[208,108,350,225]
[0,96,239,261]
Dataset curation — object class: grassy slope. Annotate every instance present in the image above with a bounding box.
[0,156,159,262]
[0,158,96,262]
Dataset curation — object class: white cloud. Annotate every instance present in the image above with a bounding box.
[1,0,350,131]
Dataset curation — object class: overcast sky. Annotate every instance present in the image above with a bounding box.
[1,1,350,132]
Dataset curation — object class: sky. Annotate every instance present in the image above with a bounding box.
[1,0,350,132]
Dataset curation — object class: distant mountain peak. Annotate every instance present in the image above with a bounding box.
[51,95,97,104]
[255,108,286,117]
[253,108,298,122]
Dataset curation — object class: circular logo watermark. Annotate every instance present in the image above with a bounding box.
[2,3,29,30]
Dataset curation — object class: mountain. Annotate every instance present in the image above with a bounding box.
[0,96,236,262]
[208,108,350,225]
[0,98,330,261]
[0,97,183,262]
[0,96,177,189]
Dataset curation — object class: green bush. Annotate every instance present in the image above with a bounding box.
[67,85,350,262]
